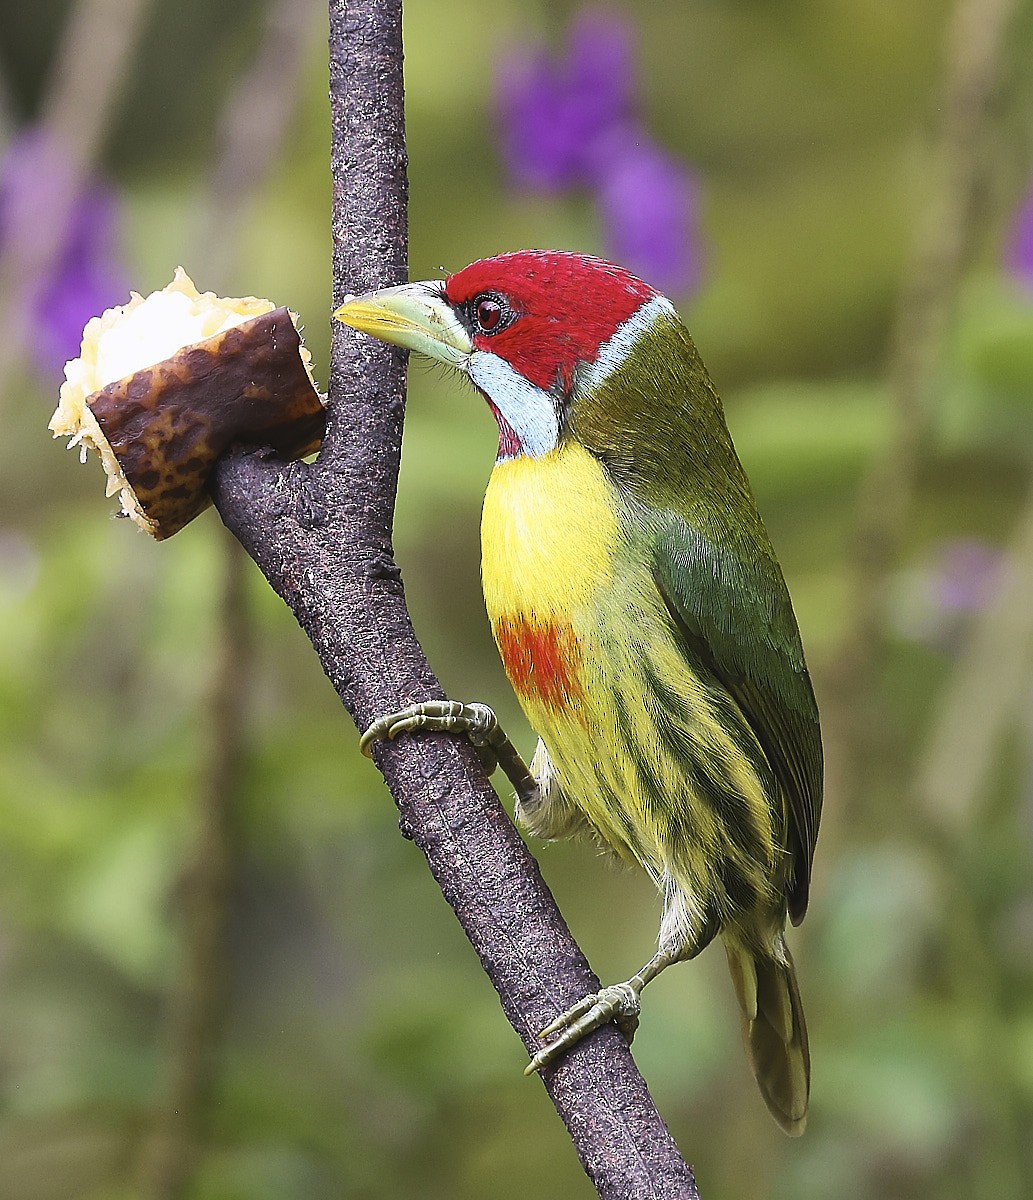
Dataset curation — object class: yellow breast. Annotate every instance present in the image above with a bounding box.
[480,441,620,623]
[480,443,778,896]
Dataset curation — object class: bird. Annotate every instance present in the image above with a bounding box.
[334,250,823,1135]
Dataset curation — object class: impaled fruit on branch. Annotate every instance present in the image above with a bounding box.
[49,268,325,538]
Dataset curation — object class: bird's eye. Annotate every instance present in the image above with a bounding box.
[473,294,507,334]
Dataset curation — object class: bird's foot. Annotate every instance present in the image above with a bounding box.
[361,700,501,768]
[360,699,499,755]
[360,699,539,803]
[524,980,643,1076]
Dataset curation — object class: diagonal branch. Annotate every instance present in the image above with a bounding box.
[211,1,699,1196]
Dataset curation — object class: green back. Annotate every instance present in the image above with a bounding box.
[570,312,823,922]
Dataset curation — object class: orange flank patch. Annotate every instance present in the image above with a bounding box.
[493,614,584,711]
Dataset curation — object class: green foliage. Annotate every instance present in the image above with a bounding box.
[2,1,1033,1198]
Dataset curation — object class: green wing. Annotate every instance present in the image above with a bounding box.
[570,308,822,921]
[651,511,823,924]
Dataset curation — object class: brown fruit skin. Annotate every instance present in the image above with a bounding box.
[89,308,325,539]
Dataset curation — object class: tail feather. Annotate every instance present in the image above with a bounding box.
[725,940,810,1136]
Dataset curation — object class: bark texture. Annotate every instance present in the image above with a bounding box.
[213,3,699,1196]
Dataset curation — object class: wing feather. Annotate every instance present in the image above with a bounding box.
[568,306,822,921]
[652,514,822,923]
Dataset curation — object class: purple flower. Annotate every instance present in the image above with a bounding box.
[596,133,702,297]
[891,538,1002,650]
[497,12,635,191]
[931,539,1001,617]
[1007,187,1033,290]
[0,129,128,377]
[495,9,702,297]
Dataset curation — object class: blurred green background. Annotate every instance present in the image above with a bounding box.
[2,0,1033,1197]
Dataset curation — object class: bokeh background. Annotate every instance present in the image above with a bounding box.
[2,0,1033,1197]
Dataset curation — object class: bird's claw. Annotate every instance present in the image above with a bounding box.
[360,700,500,760]
[360,699,540,803]
[524,981,642,1076]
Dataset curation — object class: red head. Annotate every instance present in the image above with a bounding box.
[443,251,656,394]
[335,249,679,461]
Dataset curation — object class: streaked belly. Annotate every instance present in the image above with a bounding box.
[480,443,779,911]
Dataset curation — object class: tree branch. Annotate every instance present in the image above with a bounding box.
[142,8,324,1192]
[141,536,249,1200]
[211,1,699,1196]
